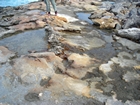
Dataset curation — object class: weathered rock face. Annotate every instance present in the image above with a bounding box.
[12,52,64,84]
[2,13,68,32]
[63,53,97,79]
[89,8,120,29]
[89,0,140,29]
[117,37,140,50]
[110,2,128,15]
[112,1,140,29]
[92,18,119,29]
[0,45,105,104]
[123,7,140,29]
[116,28,140,42]
[47,52,98,79]
[0,45,103,105]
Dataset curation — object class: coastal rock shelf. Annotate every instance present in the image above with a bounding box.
[0,0,140,105]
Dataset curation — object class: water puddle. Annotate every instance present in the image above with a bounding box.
[76,12,117,61]
[76,12,93,24]
[0,28,48,56]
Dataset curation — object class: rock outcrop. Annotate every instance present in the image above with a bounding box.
[89,0,140,29]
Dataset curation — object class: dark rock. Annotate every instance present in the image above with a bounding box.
[24,93,40,102]
[136,3,140,7]
[40,77,51,87]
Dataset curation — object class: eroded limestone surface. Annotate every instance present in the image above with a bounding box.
[0,0,140,105]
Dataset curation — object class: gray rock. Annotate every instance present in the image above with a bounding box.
[111,3,125,15]
[123,17,140,29]
[100,1,114,11]
[117,37,140,50]
[0,27,5,32]
[111,51,138,67]
[136,53,140,61]
[115,23,122,30]
[87,30,101,37]
[123,7,140,29]
[105,99,125,105]
[0,30,16,38]
[116,28,140,42]
[90,82,112,103]
[123,71,140,82]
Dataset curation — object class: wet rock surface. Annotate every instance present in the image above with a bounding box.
[0,0,140,105]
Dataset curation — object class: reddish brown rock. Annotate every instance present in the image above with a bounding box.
[47,74,90,97]
[11,52,65,84]
[93,18,119,29]
[10,22,36,31]
[67,53,92,68]
[36,20,46,28]
[63,53,98,79]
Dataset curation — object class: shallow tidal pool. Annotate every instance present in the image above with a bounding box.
[0,29,48,56]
